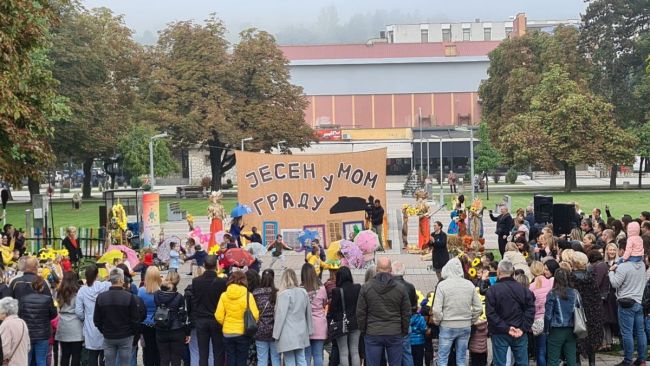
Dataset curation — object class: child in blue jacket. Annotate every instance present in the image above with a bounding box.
[410,309,428,366]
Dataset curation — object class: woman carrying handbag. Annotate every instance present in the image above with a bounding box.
[327,267,361,366]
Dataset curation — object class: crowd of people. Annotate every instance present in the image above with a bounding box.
[429,204,650,366]
[0,205,650,366]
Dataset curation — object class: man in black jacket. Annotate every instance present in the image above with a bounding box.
[486,260,535,366]
[10,256,51,300]
[489,205,514,257]
[370,199,385,250]
[392,261,417,366]
[188,255,227,366]
[357,257,411,366]
[94,267,140,366]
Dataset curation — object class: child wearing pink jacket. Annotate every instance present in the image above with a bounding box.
[618,222,644,264]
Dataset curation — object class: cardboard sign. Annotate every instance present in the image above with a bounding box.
[236,149,387,242]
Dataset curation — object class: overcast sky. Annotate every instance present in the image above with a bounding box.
[82,0,588,44]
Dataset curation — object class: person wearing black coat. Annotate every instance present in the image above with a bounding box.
[18,276,57,366]
[489,206,514,257]
[571,265,604,366]
[155,272,189,366]
[61,227,83,265]
[188,255,227,366]
[429,221,449,281]
[9,257,52,300]
[328,267,362,366]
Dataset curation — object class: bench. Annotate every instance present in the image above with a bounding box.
[167,202,187,222]
[176,186,207,199]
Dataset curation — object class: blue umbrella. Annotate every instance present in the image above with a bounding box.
[298,230,319,248]
[231,203,253,218]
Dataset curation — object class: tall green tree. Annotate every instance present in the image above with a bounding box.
[147,17,232,191]
[149,21,315,190]
[474,122,502,175]
[581,0,650,188]
[0,0,69,189]
[226,29,315,154]
[49,6,141,198]
[117,124,178,179]
[479,27,636,191]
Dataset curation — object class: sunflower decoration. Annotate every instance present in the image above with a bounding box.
[523,251,529,259]
[468,267,477,278]
[208,244,221,255]
[471,257,481,268]
[38,248,69,262]
[186,214,195,230]
[112,202,127,232]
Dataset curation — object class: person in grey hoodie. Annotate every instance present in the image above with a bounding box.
[75,265,110,366]
[608,239,647,366]
[431,258,482,366]
[357,257,410,366]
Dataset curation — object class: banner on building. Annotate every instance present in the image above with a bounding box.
[315,129,342,141]
[236,149,387,247]
[142,192,160,247]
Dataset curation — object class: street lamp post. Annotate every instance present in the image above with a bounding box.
[241,137,253,151]
[276,140,286,153]
[418,108,423,174]
[430,135,444,207]
[455,127,475,201]
[149,132,168,192]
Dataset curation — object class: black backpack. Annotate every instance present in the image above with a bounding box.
[154,292,183,330]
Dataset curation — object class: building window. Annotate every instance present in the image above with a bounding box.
[463,28,471,41]
[506,27,513,37]
[388,31,394,43]
[484,28,491,41]
[420,29,428,43]
[442,29,451,42]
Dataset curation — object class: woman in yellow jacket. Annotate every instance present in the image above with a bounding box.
[215,271,259,366]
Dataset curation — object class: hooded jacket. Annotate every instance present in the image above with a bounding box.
[431,258,483,328]
[356,272,410,336]
[75,281,111,350]
[215,284,258,335]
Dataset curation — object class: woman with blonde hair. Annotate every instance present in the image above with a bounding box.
[138,266,162,366]
[605,243,619,267]
[274,269,313,366]
[529,261,553,366]
[503,242,532,281]
[216,271,259,366]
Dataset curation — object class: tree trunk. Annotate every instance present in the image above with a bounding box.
[563,162,574,193]
[570,166,577,189]
[27,177,40,202]
[82,158,93,199]
[639,157,645,189]
[208,137,236,192]
[609,164,618,189]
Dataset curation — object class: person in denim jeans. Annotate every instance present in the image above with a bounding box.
[609,250,647,366]
[485,261,535,366]
[431,258,483,366]
[544,269,578,366]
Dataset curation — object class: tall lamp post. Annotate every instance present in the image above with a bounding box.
[276,140,286,153]
[431,135,444,207]
[149,132,168,192]
[241,137,253,151]
[418,108,423,173]
[455,127,475,201]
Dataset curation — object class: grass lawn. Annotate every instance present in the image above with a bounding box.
[2,197,236,230]
[454,191,650,219]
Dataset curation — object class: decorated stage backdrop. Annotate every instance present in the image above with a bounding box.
[236,149,387,247]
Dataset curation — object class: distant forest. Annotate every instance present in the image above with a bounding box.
[134,6,452,46]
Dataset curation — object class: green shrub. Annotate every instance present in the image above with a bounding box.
[493,173,502,184]
[130,176,142,188]
[505,168,518,184]
[142,184,151,191]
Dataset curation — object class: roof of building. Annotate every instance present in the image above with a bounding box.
[280,41,501,61]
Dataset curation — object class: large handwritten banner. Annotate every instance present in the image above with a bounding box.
[236,149,387,236]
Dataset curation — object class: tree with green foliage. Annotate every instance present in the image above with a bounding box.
[581,0,650,188]
[0,1,69,192]
[49,6,141,198]
[117,124,178,180]
[226,29,315,154]
[148,20,315,191]
[474,122,502,175]
[479,27,636,192]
